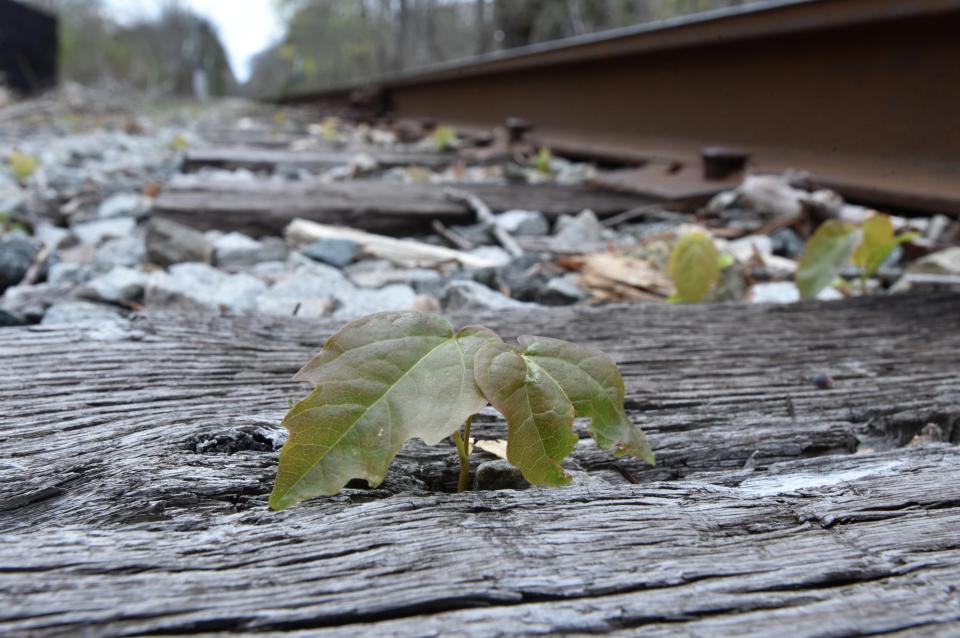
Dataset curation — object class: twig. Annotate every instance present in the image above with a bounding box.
[431,219,474,251]
[444,187,523,258]
[20,245,49,286]
[600,203,670,228]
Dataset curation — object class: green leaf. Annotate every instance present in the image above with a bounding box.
[270,312,501,510]
[8,151,37,182]
[518,336,654,465]
[432,126,457,152]
[796,220,861,299]
[852,213,918,276]
[474,341,577,486]
[534,147,554,174]
[667,232,720,302]
[852,214,894,270]
[870,233,918,275]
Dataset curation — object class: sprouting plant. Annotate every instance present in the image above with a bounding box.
[667,231,722,303]
[533,147,554,175]
[851,214,919,287]
[269,311,653,510]
[796,214,916,299]
[170,134,189,152]
[320,117,338,141]
[7,151,37,182]
[432,126,457,152]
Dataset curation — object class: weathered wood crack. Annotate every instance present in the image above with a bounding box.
[1,295,958,636]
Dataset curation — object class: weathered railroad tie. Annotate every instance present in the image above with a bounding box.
[2,295,959,635]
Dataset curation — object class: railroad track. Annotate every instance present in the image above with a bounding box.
[279,0,960,216]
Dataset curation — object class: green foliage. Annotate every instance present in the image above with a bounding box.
[852,214,919,278]
[320,117,338,141]
[7,152,38,182]
[667,232,721,303]
[796,220,861,300]
[271,311,653,509]
[534,147,554,175]
[432,126,458,152]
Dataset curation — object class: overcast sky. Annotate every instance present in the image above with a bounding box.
[105,0,283,82]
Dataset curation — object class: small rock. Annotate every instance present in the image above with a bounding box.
[442,280,531,311]
[0,308,26,326]
[449,223,493,246]
[812,372,834,389]
[42,300,126,325]
[146,218,214,267]
[94,235,145,271]
[538,276,585,305]
[146,263,267,314]
[77,267,148,304]
[301,238,358,268]
[550,209,603,252]
[770,228,804,259]
[473,460,530,491]
[1,283,75,322]
[495,210,549,236]
[33,223,74,250]
[336,284,417,319]
[0,236,37,293]
[210,232,287,270]
[47,261,92,286]
[474,254,551,302]
[97,193,149,219]
[467,246,512,267]
[72,217,137,246]
[909,247,960,276]
[749,281,842,304]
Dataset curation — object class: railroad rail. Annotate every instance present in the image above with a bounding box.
[279,0,960,215]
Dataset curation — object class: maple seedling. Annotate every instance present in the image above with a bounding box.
[269,311,654,510]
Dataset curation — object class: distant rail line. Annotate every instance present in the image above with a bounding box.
[279,0,960,215]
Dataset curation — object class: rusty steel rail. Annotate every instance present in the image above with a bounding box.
[279,0,960,214]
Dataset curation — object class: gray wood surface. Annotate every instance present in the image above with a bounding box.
[152,177,656,236]
[1,295,959,636]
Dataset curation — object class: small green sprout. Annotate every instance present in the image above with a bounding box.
[432,126,457,152]
[534,147,554,175]
[270,312,653,510]
[7,151,37,182]
[667,231,721,303]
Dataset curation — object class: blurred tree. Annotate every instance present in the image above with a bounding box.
[20,0,236,97]
[250,0,756,97]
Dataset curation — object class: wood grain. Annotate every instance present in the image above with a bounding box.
[1,295,959,636]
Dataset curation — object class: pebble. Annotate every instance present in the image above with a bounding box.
[301,238,358,268]
[539,276,585,305]
[770,228,805,259]
[210,232,287,270]
[42,300,126,325]
[146,262,267,314]
[97,192,149,219]
[146,218,214,267]
[473,460,530,491]
[72,217,137,246]
[441,280,531,311]
[77,267,148,304]
[0,236,37,293]
[33,223,74,250]
[549,209,604,253]
[495,210,549,236]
